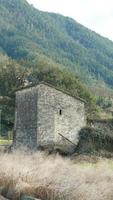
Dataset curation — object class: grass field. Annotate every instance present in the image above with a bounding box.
[0,139,12,145]
[0,151,113,200]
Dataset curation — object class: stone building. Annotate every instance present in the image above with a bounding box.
[14,83,86,153]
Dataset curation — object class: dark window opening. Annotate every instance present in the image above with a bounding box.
[59,109,62,115]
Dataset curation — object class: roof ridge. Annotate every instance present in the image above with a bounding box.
[16,81,86,103]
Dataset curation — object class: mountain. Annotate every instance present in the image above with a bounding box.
[1,0,113,87]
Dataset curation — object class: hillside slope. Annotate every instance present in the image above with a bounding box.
[1,0,113,87]
[0,53,97,133]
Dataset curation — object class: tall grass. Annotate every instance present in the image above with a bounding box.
[0,151,113,200]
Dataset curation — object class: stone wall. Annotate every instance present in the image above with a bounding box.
[14,87,38,149]
[14,83,86,153]
[37,84,86,153]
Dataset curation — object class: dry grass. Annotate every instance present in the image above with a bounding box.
[0,151,113,200]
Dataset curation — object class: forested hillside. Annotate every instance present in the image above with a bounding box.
[1,0,113,87]
[0,53,96,134]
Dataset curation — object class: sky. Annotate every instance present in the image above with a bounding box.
[27,0,113,41]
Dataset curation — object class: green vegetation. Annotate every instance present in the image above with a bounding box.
[1,0,113,87]
[77,126,113,155]
[0,54,27,134]
[0,54,97,134]
[0,139,12,145]
[96,96,112,109]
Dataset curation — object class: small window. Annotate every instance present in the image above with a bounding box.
[59,109,62,115]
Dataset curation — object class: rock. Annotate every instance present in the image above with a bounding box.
[1,186,19,200]
[0,195,9,200]
[0,187,5,194]
[21,196,41,200]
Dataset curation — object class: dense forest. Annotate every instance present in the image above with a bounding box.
[1,0,113,86]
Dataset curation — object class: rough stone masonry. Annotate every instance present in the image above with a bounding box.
[14,83,86,153]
